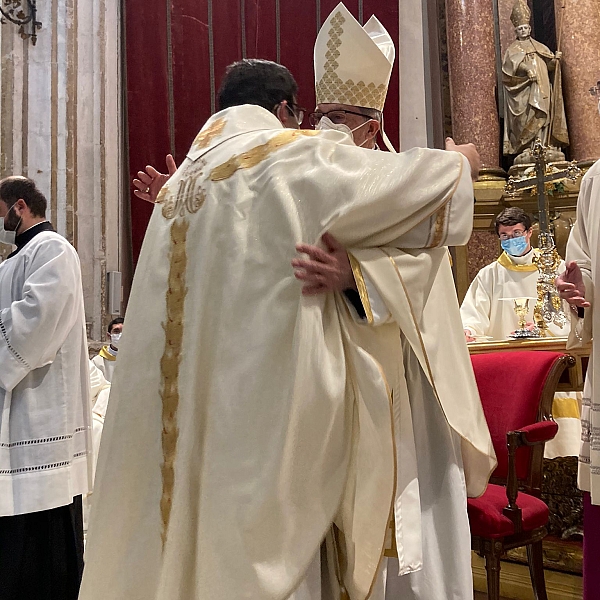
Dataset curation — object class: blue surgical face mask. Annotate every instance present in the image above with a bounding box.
[501,236,529,257]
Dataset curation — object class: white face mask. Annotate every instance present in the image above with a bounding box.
[316,117,371,147]
[110,332,122,349]
[0,204,20,246]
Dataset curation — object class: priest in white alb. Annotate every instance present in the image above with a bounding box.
[0,176,92,600]
[81,52,495,600]
[460,206,580,460]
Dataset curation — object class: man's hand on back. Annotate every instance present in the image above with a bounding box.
[556,261,591,308]
[292,233,357,296]
[132,154,178,204]
[445,137,481,182]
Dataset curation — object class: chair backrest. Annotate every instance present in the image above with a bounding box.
[470,351,569,494]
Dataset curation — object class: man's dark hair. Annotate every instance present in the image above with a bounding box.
[358,107,383,123]
[494,207,532,235]
[217,59,298,112]
[108,317,124,334]
[0,176,47,217]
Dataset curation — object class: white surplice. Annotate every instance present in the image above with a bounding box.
[92,345,117,382]
[80,105,495,600]
[564,159,600,503]
[0,231,93,516]
[460,250,581,459]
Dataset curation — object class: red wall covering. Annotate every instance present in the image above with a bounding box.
[125,1,400,263]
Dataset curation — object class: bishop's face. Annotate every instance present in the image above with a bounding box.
[515,24,531,41]
[314,103,379,148]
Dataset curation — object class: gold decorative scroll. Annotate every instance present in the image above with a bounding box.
[159,218,189,548]
[158,159,208,219]
[191,117,226,151]
[209,129,319,182]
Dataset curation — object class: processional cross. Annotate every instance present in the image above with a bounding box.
[505,139,582,335]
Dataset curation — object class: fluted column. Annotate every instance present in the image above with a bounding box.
[555,0,600,161]
[445,0,501,168]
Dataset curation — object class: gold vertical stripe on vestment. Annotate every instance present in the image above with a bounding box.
[160,219,189,548]
[348,253,374,324]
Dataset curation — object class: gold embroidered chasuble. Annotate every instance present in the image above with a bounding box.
[80,105,494,600]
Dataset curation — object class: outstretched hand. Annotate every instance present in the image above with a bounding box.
[292,233,356,296]
[132,154,177,204]
[445,137,481,181]
[556,261,590,308]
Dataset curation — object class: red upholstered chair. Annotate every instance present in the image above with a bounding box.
[468,351,575,600]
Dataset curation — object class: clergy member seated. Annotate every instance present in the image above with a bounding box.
[460,207,567,341]
[92,316,123,382]
[461,206,580,460]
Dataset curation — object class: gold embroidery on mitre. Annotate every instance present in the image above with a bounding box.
[159,218,189,549]
[192,117,226,151]
[315,11,388,112]
[209,129,319,182]
[161,158,208,219]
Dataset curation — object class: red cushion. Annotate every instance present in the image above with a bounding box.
[520,420,558,444]
[468,484,549,538]
[470,351,565,480]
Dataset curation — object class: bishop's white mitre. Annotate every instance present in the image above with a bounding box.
[314,2,395,113]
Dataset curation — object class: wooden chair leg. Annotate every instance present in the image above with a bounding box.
[484,544,502,600]
[527,541,548,600]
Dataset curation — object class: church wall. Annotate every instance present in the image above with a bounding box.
[0,0,124,340]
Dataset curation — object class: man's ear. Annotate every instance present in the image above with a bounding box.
[366,120,380,142]
[14,198,27,216]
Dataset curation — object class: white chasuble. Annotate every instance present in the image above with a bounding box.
[0,231,92,516]
[80,105,494,600]
[565,160,600,503]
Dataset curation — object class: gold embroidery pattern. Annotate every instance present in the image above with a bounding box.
[191,117,226,151]
[159,159,208,219]
[427,202,449,248]
[209,129,319,182]
[159,219,189,548]
[497,250,539,272]
[315,11,388,111]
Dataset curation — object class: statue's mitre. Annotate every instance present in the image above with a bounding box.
[314,2,395,112]
[510,0,531,27]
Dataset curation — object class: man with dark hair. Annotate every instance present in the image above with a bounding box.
[92,316,124,382]
[0,176,92,599]
[461,206,551,341]
[461,206,580,461]
[86,52,493,600]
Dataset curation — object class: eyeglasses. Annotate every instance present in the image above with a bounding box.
[308,109,371,127]
[285,103,306,126]
[499,229,527,240]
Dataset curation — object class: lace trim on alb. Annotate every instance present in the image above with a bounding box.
[0,314,30,369]
[0,450,88,475]
[0,426,88,449]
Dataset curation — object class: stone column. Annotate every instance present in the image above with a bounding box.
[555,0,600,161]
[445,0,501,169]
[0,0,124,339]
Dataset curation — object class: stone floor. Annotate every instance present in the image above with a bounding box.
[474,593,511,599]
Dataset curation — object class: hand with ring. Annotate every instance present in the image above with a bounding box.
[132,154,178,204]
